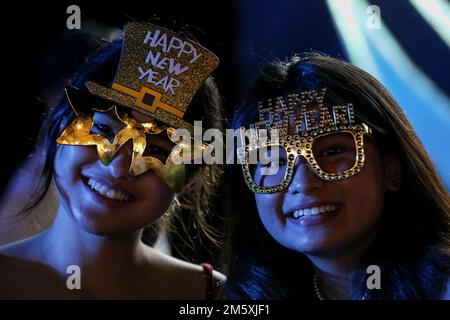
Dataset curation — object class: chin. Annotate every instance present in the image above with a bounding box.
[301,239,358,257]
[76,211,143,237]
[280,236,340,255]
[68,198,167,237]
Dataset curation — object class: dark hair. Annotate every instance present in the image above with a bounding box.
[24,27,225,257]
[222,53,450,299]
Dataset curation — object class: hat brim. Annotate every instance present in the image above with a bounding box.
[85,81,194,133]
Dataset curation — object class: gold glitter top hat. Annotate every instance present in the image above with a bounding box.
[86,22,219,133]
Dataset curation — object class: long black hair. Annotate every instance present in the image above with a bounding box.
[222,53,450,299]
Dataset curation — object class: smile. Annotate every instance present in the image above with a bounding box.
[87,178,131,202]
[290,204,337,219]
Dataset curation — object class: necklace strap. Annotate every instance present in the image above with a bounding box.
[313,274,370,300]
[313,274,325,300]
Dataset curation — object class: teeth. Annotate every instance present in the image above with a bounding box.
[291,204,337,219]
[87,178,130,202]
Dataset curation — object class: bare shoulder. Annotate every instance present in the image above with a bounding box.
[149,248,226,281]
[142,247,226,299]
[0,240,67,299]
[0,237,43,279]
[0,236,40,261]
[212,269,227,287]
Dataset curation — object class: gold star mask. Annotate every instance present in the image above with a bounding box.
[57,86,203,192]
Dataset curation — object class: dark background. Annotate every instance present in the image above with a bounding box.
[2,0,449,265]
[4,0,449,191]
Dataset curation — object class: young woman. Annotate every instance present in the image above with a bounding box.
[0,22,225,299]
[222,53,450,300]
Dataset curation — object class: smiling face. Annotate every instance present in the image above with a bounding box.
[53,109,177,236]
[254,135,400,257]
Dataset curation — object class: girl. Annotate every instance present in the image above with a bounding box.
[0,22,225,299]
[223,53,450,300]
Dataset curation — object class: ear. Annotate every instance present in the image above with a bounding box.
[382,153,402,192]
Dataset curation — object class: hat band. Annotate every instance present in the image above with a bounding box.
[112,83,185,118]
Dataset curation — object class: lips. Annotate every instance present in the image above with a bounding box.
[291,204,337,219]
[82,174,135,204]
[285,201,342,227]
[87,178,131,202]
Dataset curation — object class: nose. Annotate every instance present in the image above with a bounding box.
[287,156,324,194]
[105,139,133,180]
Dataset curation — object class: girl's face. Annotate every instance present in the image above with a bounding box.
[254,137,401,256]
[54,110,176,235]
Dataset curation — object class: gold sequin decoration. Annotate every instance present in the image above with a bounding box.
[86,22,219,133]
[237,88,375,194]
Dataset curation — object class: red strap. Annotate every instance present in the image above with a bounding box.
[200,263,214,300]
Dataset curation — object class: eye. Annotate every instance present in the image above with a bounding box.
[146,145,168,155]
[260,158,288,168]
[92,122,115,137]
[142,144,171,163]
[318,146,347,157]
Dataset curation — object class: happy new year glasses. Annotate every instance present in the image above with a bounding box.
[237,88,374,194]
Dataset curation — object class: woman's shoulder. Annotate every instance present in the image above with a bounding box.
[0,240,70,299]
[441,280,450,300]
[144,247,226,299]
[0,236,39,259]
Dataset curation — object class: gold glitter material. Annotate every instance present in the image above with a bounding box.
[86,22,219,133]
[57,87,202,192]
[254,88,355,134]
[237,88,374,193]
